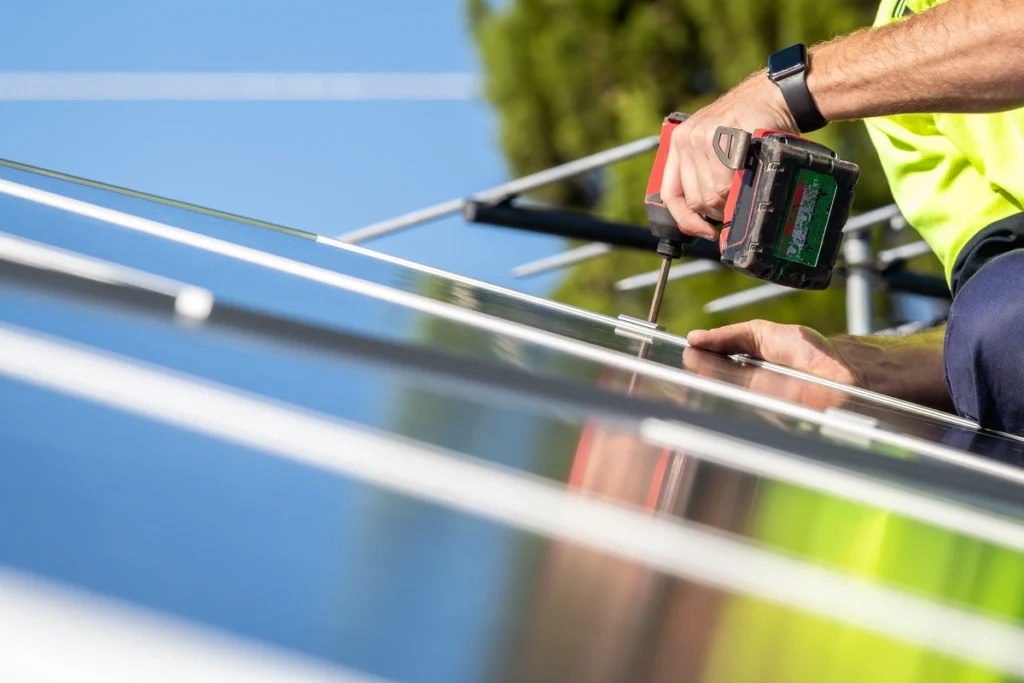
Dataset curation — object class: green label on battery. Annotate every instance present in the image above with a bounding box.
[774,168,836,267]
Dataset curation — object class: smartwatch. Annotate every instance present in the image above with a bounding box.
[767,43,827,133]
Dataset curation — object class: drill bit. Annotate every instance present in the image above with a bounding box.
[646,256,673,324]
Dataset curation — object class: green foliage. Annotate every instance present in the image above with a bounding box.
[468,0,892,335]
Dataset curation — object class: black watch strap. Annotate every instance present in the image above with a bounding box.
[776,68,827,133]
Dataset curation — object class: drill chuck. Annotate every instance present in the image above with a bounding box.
[656,239,683,260]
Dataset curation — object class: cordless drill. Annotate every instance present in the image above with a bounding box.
[643,112,860,324]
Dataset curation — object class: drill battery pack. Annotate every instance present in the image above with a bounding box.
[715,127,860,290]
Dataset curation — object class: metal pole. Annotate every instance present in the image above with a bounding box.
[523,203,902,284]
[513,243,612,278]
[464,201,723,258]
[841,204,901,234]
[513,243,613,278]
[337,198,467,245]
[615,260,721,292]
[337,135,660,244]
[877,240,932,265]
[704,283,791,314]
[463,201,660,250]
[844,229,875,335]
[880,269,950,300]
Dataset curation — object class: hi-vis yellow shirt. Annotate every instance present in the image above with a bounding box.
[866,0,1024,284]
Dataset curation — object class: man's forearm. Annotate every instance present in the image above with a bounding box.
[807,0,1024,121]
[832,325,952,410]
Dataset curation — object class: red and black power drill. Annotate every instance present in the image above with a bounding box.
[643,112,860,324]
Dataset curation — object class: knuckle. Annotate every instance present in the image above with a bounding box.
[701,190,725,209]
[660,182,682,203]
[750,320,774,337]
[671,125,689,146]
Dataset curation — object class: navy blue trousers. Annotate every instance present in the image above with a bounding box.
[944,249,1024,435]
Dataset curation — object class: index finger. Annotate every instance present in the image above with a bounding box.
[687,321,767,358]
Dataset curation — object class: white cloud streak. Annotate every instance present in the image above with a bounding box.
[0,72,480,101]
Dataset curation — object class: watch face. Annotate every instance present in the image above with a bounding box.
[769,44,808,80]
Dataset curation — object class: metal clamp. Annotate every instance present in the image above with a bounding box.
[614,314,664,343]
[819,407,884,448]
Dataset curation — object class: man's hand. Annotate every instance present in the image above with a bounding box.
[660,73,798,240]
[687,320,859,386]
[687,320,955,412]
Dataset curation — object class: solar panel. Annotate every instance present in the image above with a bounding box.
[1,160,1023,681]
[2,162,1023,468]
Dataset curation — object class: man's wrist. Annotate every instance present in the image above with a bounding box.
[803,26,902,123]
[805,45,845,123]
[743,70,800,133]
[829,330,952,410]
[830,335,887,392]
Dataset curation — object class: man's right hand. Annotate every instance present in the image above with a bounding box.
[659,72,798,239]
[686,319,955,412]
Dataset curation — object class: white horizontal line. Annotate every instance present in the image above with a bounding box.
[0,230,184,295]
[1,176,1020,490]
[0,568,384,683]
[1,324,1024,675]
[0,72,479,101]
[640,418,1024,552]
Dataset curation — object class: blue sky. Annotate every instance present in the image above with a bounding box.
[0,0,566,294]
